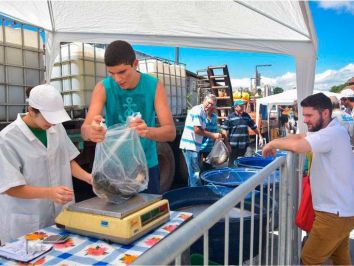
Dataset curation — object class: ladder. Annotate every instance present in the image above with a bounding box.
[207,65,233,122]
[196,69,212,104]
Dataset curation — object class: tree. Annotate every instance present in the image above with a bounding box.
[273,87,284,94]
[330,84,346,93]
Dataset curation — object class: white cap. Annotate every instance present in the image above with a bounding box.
[28,84,71,124]
[340,88,354,99]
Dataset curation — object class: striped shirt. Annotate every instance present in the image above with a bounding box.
[179,104,207,152]
[222,111,257,149]
[200,112,218,153]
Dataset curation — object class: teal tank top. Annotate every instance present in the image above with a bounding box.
[102,73,158,168]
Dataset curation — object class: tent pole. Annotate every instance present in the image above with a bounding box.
[267,105,270,142]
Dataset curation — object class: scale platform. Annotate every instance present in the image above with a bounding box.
[55,194,170,244]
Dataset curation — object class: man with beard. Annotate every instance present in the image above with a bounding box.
[262,93,354,265]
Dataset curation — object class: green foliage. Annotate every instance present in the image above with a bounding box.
[273,87,284,94]
[330,84,346,93]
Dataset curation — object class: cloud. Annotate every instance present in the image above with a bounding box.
[314,63,354,90]
[231,63,354,91]
[316,1,354,14]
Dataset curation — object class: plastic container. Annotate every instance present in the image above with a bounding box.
[54,42,105,62]
[50,43,106,109]
[52,75,97,93]
[255,150,287,158]
[1,26,44,49]
[137,58,187,116]
[0,22,45,122]
[190,253,219,265]
[234,157,281,210]
[62,90,92,107]
[163,186,271,265]
[138,59,169,74]
[51,60,106,79]
[200,168,258,187]
[235,157,276,169]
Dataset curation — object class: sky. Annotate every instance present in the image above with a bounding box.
[133,1,354,91]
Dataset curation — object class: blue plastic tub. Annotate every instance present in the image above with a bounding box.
[255,150,287,158]
[233,156,281,209]
[200,167,258,187]
[163,186,273,265]
[200,167,280,188]
[235,156,276,169]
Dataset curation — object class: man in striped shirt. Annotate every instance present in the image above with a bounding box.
[199,106,219,171]
[179,94,221,187]
[222,100,263,166]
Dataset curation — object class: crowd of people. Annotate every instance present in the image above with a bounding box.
[179,95,263,186]
[1,39,354,264]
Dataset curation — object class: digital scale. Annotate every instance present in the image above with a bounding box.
[55,194,170,244]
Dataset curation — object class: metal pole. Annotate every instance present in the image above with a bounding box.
[175,47,179,64]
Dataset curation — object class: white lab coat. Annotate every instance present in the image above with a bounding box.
[0,114,79,243]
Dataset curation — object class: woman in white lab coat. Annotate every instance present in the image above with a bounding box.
[0,84,92,244]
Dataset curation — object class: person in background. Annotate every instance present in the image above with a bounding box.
[0,84,92,244]
[262,93,354,265]
[222,100,263,166]
[81,40,176,194]
[199,105,218,172]
[330,96,354,144]
[340,88,354,115]
[346,92,354,118]
[278,105,290,136]
[179,94,221,187]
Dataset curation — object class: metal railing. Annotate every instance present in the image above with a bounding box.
[133,153,301,265]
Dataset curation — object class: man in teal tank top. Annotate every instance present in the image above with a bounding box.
[81,40,176,194]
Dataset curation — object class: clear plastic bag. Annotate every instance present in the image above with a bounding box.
[205,139,229,168]
[92,121,149,202]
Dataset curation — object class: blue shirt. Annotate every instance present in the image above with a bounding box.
[200,112,218,153]
[222,111,257,149]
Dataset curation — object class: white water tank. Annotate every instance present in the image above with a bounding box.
[138,59,187,116]
[50,43,106,107]
[0,23,45,122]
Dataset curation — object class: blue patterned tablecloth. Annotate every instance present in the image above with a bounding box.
[0,211,192,265]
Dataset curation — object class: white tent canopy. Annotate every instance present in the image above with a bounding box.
[257,89,340,108]
[255,89,340,144]
[0,0,317,131]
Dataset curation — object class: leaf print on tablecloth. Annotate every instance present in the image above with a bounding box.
[54,238,74,249]
[25,232,48,241]
[179,213,191,220]
[162,224,177,233]
[144,236,161,246]
[120,254,137,264]
[85,245,108,256]
[30,256,46,265]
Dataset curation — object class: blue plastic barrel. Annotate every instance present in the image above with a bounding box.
[200,167,258,187]
[255,150,287,158]
[200,167,281,189]
[235,156,275,169]
[234,156,281,210]
[163,186,273,265]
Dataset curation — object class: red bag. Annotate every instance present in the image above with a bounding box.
[295,175,315,232]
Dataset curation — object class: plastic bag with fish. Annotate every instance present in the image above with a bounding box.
[205,139,229,168]
[92,115,149,202]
